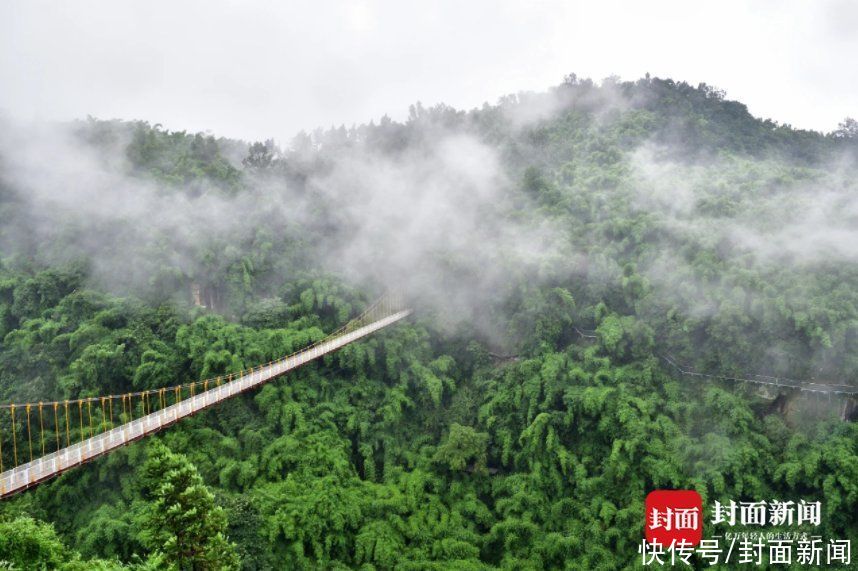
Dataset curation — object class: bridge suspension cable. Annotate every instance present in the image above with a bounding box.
[659,354,858,396]
[0,292,410,499]
[572,327,857,396]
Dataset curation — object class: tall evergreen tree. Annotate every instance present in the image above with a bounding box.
[139,442,239,571]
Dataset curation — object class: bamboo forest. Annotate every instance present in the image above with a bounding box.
[0,75,856,569]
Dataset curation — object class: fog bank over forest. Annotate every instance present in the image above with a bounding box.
[2,76,856,352]
[0,74,856,569]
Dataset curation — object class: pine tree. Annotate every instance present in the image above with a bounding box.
[139,442,239,570]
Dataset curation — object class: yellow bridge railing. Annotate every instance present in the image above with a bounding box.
[0,292,409,499]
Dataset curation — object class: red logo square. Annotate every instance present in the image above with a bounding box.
[645,490,703,546]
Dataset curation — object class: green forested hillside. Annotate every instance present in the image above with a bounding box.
[0,76,855,569]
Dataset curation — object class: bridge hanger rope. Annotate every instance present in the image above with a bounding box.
[659,353,858,396]
[0,291,406,475]
[572,328,858,395]
[0,292,397,410]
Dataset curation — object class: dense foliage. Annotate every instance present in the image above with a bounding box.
[0,76,855,569]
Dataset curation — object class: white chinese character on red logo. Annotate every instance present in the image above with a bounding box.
[649,507,672,531]
[673,507,699,530]
[651,506,700,532]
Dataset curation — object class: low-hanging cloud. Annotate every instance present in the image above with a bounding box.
[0,114,569,349]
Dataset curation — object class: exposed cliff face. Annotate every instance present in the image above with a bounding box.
[190,282,223,312]
[190,282,204,307]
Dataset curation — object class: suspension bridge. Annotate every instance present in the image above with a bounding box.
[4,301,854,499]
[0,293,410,499]
[659,353,858,397]
[573,327,858,397]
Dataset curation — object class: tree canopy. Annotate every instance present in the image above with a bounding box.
[0,75,855,569]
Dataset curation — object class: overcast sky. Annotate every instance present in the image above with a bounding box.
[1,0,855,144]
